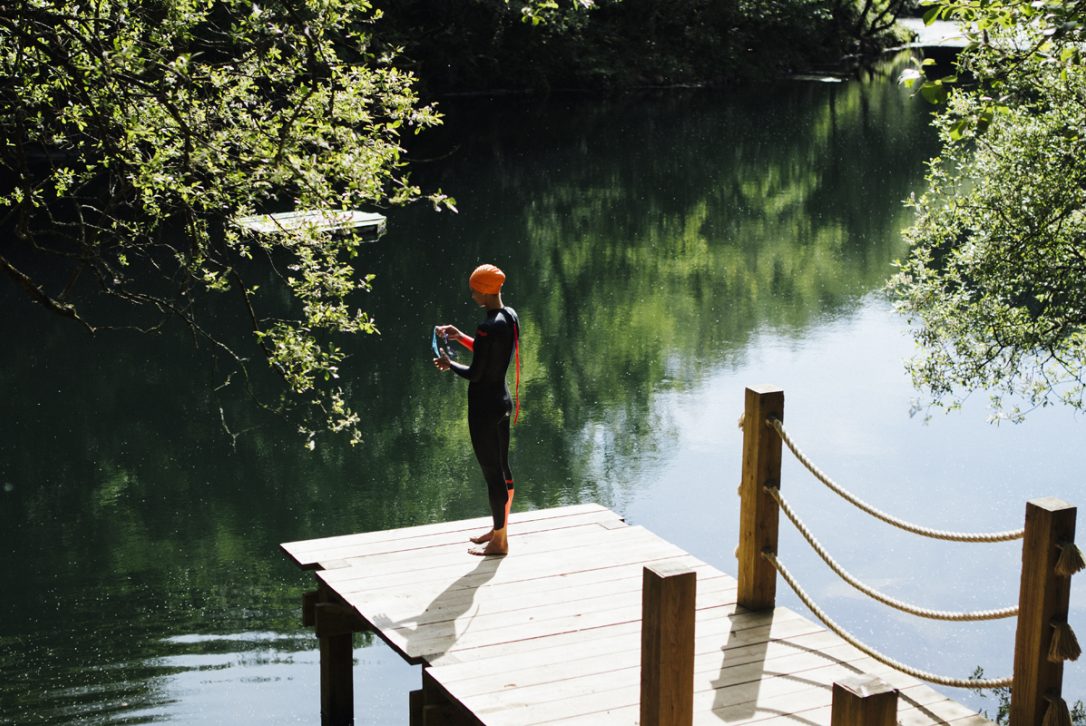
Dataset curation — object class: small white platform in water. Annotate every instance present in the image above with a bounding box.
[896,18,970,49]
[234,209,387,237]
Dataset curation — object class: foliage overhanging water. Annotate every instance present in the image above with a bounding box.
[2,54,1083,724]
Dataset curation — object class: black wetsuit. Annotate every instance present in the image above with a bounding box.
[451,307,519,531]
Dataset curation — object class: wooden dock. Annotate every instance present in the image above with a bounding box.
[280,503,992,725]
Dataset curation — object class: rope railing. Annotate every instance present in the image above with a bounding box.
[765,484,1019,622]
[763,551,1014,690]
[767,417,1025,543]
[739,387,1080,721]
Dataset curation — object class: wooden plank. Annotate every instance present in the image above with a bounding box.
[698,680,980,726]
[351,558,723,613]
[370,573,737,663]
[347,564,728,636]
[894,683,975,716]
[328,542,692,598]
[285,507,623,569]
[696,660,968,725]
[339,557,723,615]
[428,604,820,669]
[664,658,950,725]
[435,624,856,701]
[369,575,734,647]
[896,698,992,725]
[552,680,977,726]
[695,661,899,725]
[298,508,624,567]
[281,504,616,569]
[319,524,669,585]
[320,528,689,597]
[468,643,880,725]
[330,546,702,630]
[285,503,611,553]
[416,584,736,662]
[464,638,871,717]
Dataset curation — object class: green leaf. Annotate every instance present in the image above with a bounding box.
[920,80,949,104]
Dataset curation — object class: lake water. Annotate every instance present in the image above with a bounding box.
[2,53,1083,724]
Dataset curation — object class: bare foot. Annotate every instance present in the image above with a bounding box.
[469,529,494,545]
[468,540,508,557]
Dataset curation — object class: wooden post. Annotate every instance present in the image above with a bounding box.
[303,589,319,627]
[409,689,423,726]
[315,602,362,726]
[640,563,696,726]
[1010,498,1077,725]
[421,670,473,725]
[830,676,897,725]
[738,385,784,610]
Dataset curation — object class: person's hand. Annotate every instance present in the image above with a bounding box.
[433,353,451,371]
[435,324,462,342]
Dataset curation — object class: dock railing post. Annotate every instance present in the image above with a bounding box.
[641,563,696,726]
[1010,498,1079,725]
[830,676,897,725]
[738,385,784,611]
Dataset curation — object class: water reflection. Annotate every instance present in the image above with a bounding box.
[4,52,1065,724]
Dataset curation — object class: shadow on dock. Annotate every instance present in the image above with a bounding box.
[371,556,504,662]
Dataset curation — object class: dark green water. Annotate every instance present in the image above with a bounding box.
[2,54,1083,724]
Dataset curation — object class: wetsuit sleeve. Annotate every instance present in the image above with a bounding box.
[450,327,490,382]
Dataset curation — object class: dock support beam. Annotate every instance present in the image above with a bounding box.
[309,589,366,726]
[641,563,696,726]
[830,676,897,725]
[1010,498,1078,725]
[738,385,784,611]
[419,670,474,725]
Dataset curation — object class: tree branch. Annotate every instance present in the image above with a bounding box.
[0,252,96,333]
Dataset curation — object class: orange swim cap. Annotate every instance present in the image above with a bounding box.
[469,264,506,295]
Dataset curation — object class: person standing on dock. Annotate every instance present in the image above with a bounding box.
[434,264,521,556]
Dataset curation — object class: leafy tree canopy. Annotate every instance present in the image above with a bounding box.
[0,0,919,446]
[892,0,1086,421]
[0,0,452,445]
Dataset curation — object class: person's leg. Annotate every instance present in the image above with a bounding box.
[468,408,510,554]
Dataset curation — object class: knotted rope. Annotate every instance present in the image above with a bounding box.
[767,418,1024,543]
[766,485,1018,621]
[763,551,1014,689]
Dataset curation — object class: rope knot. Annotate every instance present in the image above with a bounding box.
[1056,542,1086,577]
[1043,694,1073,726]
[1049,621,1082,663]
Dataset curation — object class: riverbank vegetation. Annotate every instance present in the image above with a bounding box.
[0,0,914,443]
[373,0,915,94]
[892,0,1086,422]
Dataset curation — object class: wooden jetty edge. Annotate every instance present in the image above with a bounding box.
[280,502,992,725]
